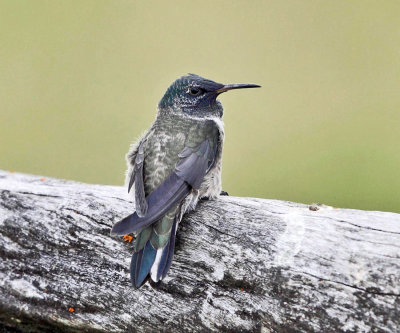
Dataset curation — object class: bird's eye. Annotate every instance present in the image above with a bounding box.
[188,87,203,96]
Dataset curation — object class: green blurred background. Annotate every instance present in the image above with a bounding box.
[1,1,399,213]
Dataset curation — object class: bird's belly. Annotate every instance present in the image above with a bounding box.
[199,160,222,200]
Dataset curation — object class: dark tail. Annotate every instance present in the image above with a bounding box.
[130,218,178,288]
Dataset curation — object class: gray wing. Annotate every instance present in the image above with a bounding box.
[111,139,216,235]
[128,140,147,217]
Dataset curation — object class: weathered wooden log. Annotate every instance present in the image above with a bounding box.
[0,169,399,332]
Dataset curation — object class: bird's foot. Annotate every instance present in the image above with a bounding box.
[201,190,229,201]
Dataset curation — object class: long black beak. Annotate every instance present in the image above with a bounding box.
[216,83,261,94]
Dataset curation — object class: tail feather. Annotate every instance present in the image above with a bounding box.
[154,217,178,281]
[154,242,170,282]
[161,218,178,280]
[130,217,178,288]
[131,241,156,288]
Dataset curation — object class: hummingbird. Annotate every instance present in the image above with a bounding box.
[111,74,260,288]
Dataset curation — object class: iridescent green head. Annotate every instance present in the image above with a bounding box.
[158,74,260,117]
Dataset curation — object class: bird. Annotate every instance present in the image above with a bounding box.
[111,74,260,288]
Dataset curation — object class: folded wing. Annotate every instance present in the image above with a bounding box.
[111,139,216,235]
[128,140,147,217]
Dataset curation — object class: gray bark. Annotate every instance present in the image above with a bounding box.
[0,170,399,333]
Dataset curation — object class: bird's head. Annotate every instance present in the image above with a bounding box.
[158,74,260,118]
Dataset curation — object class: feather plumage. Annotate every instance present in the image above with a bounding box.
[115,122,223,288]
[109,74,258,288]
[115,122,222,288]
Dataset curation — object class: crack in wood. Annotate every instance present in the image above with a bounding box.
[290,269,400,297]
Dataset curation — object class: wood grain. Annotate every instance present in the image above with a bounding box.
[0,170,399,332]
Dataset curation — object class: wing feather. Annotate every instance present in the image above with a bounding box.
[111,173,189,235]
[111,138,216,235]
[128,140,148,217]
